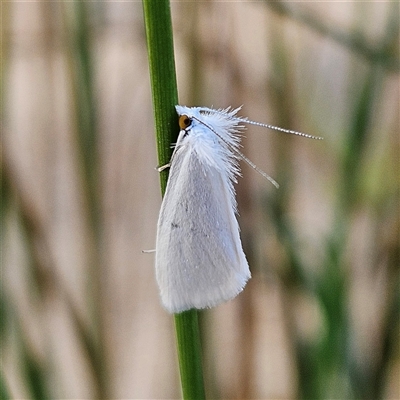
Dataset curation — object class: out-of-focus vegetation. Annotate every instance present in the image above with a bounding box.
[1,2,399,399]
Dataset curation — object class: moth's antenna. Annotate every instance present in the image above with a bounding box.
[238,118,323,140]
[231,147,279,189]
[209,107,323,140]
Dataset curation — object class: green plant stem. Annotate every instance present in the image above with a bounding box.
[142,0,178,193]
[142,1,206,399]
[175,310,206,400]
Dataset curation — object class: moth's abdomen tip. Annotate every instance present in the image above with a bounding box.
[160,270,251,314]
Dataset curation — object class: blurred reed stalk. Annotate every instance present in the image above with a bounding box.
[265,3,399,399]
[62,2,110,398]
[142,0,206,399]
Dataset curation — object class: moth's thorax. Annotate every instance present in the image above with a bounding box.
[179,127,225,171]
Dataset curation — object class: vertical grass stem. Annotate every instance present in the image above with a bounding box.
[142,1,206,398]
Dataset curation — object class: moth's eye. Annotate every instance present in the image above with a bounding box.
[179,115,192,130]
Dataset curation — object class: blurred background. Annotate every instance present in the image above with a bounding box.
[1,1,399,399]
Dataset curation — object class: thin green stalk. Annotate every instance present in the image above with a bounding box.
[142,1,206,399]
[174,310,206,400]
[142,0,178,193]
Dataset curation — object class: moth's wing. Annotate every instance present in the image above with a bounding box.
[156,148,250,313]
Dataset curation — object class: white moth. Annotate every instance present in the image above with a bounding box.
[156,106,320,314]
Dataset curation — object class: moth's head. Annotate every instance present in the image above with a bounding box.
[175,105,205,133]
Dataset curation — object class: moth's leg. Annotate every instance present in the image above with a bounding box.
[157,163,171,172]
[156,129,187,173]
